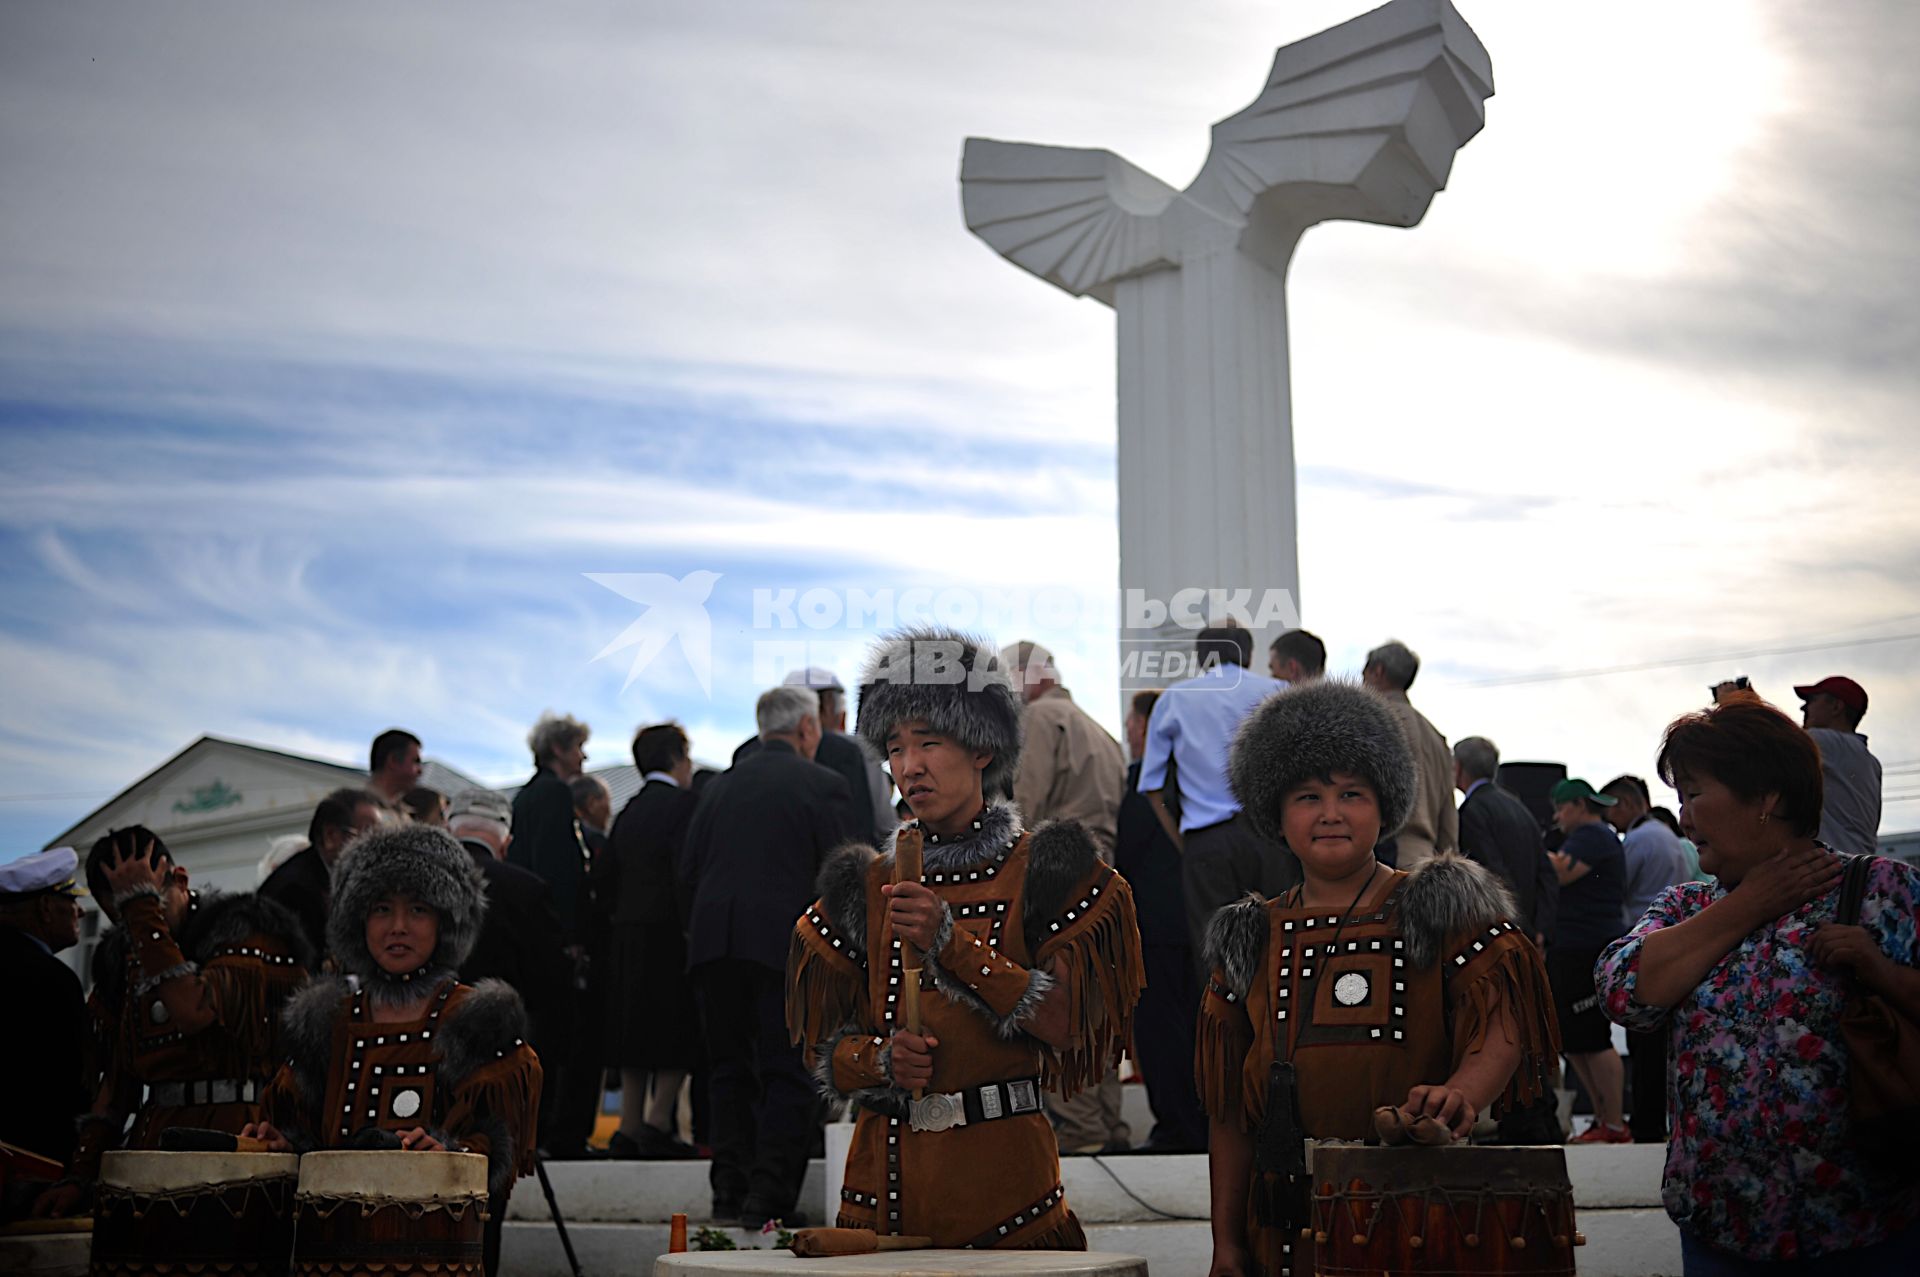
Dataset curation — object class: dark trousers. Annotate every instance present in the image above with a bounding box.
[1182,813,1300,981]
[1134,941,1208,1151]
[539,981,604,1155]
[696,959,816,1213]
[1627,1025,1668,1143]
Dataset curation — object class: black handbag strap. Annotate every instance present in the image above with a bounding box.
[1838,853,1874,927]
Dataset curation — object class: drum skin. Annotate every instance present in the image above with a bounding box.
[91,1151,299,1277]
[291,1151,488,1277]
[1308,1144,1579,1277]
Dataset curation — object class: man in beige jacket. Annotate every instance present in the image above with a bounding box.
[1002,640,1132,1153]
[1361,640,1458,870]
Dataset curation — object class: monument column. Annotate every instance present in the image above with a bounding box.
[961,0,1493,690]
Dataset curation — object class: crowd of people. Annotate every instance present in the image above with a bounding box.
[0,622,1913,1276]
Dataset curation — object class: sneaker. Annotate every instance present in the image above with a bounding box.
[1569,1121,1632,1144]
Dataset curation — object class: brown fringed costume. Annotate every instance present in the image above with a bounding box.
[265,975,542,1200]
[261,825,542,1208]
[1195,856,1560,1276]
[789,803,1144,1249]
[72,887,313,1181]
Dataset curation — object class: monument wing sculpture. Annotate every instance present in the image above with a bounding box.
[957,0,1494,679]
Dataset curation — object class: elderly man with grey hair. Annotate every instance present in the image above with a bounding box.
[1361,640,1458,870]
[679,684,852,1226]
[1001,639,1134,1153]
[732,668,894,848]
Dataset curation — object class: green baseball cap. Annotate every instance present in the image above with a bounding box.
[1550,778,1617,807]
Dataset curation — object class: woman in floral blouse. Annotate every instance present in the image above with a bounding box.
[1596,696,1920,1274]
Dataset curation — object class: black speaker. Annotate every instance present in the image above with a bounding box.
[1496,761,1568,827]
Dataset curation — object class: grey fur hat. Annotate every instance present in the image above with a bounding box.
[856,626,1023,798]
[327,824,487,981]
[1229,679,1417,847]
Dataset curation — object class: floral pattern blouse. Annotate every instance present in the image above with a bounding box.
[1596,855,1920,1261]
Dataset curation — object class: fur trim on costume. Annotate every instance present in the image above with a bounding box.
[807,1022,899,1118]
[816,843,878,953]
[327,825,487,981]
[1020,819,1100,953]
[435,978,531,1089]
[904,802,1022,874]
[1229,679,1417,845]
[1396,853,1517,968]
[132,961,198,997]
[280,975,353,1113]
[1202,895,1271,1002]
[187,889,316,972]
[856,626,1023,798]
[999,966,1056,1039]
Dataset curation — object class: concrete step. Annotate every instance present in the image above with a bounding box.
[507,1144,1668,1226]
[503,1209,1682,1277]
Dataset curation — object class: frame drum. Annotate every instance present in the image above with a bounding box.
[1309,1143,1581,1277]
[91,1150,298,1277]
[292,1150,487,1277]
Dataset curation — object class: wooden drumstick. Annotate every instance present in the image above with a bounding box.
[893,827,926,1100]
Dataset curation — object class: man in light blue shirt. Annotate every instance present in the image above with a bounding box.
[1137,625,1298,961]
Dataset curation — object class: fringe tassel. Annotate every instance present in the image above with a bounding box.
[1007,1210,1088,1252]
[445,1048,544,1177]
[1195,993,1255,1125]
[1450,940,1562,1113]
[786,926,866,1067]
[1035,883,1146,1099]
[202,959,307,1066]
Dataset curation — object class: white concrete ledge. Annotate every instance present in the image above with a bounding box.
[507,1144,1667,1226]
[503,1209,1682,1277]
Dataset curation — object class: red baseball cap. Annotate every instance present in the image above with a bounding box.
[1793,676,1867,716]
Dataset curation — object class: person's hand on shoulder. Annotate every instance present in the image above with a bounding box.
[1734,845,1841,924]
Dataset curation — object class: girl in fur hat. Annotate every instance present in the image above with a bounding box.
[242,825,541,1274]
[1197,680,1559,1277]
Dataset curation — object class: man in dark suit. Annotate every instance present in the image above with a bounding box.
[1452,735,1563,1145]
[1452,736,1557,943]
[0,848,88,1176]
[508,711,598,1158]
[259,787,389,959]
[1113,691,1207,1152]
[682,686,851,1226]
[449,790,572,1077]
[600,723,701,1159]
[731,668,891,849]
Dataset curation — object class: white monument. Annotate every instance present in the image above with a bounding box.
[962,0,1493,677]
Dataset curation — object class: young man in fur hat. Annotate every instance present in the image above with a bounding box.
[787,626,1145,1250]
[33,826,312,1218]
[244,824,541,1277]
[1196,681,1560,1277]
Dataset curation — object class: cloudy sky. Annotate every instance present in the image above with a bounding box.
[4,0,1918,856]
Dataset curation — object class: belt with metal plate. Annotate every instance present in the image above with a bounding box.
[907,1076,1044,1133]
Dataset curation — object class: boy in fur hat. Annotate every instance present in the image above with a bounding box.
[1196,681,1559,1277]
[786,626,1145,1249]
[33,826,312,1218]
[243,825,541,1277]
